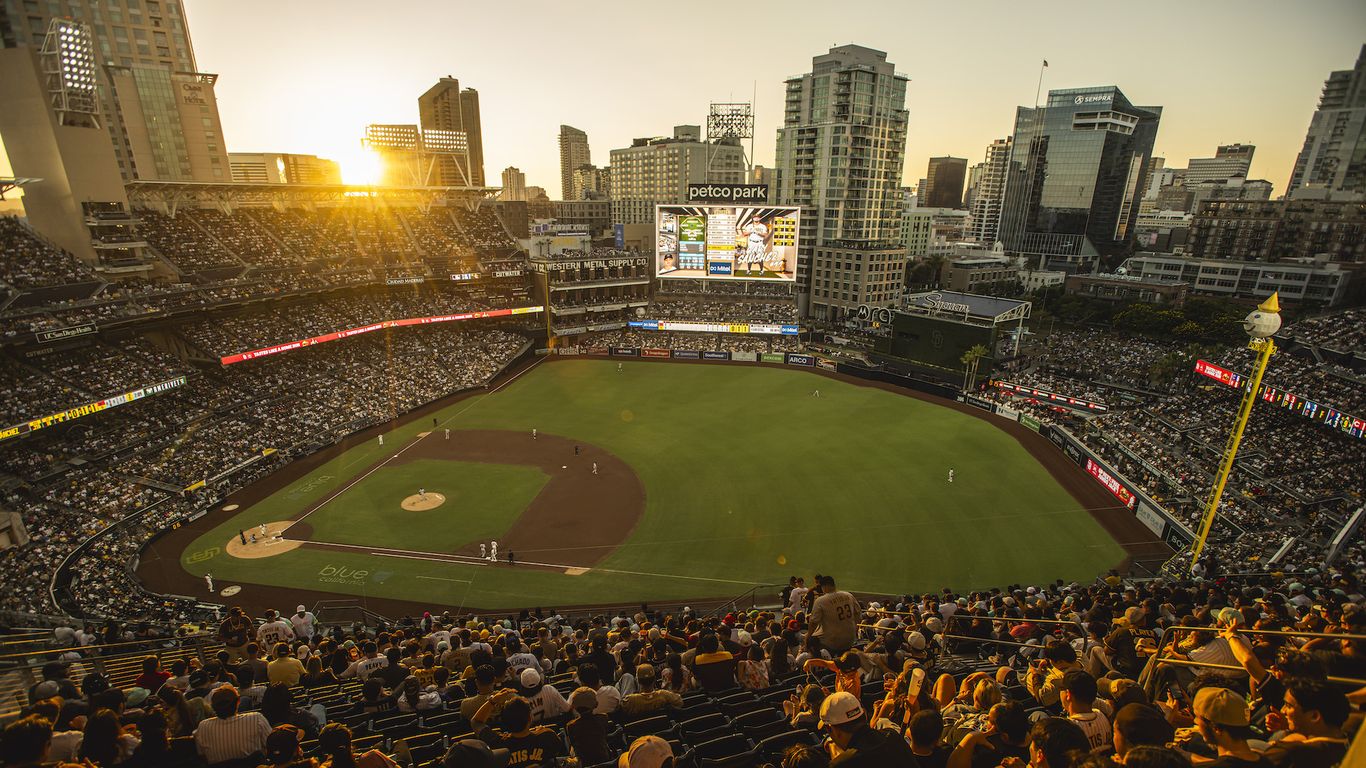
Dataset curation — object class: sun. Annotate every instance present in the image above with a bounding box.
[339,146,383,186]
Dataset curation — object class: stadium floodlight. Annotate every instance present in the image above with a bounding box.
[363,124,421,151]
[40,18,100,126]
[707,102,754,142]
[421,128,468,154]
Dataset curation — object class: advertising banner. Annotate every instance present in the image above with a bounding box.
[1085,457,1137,509]
[672,350,701,360]
[386,276,424,285]
[965,395,995,411]
[785,353,815,367]
[628,319,799,336]
[220,306,544,364]
[990,380,1109,413]
[587,347,609,356]
[449,272,479,282]
[493,269,524,278]
[1020,414,1042,432]
[614,223,625,249]
[0,375,187,444]
[703,351,733,361]
[1195,361,1364,439]
[1135,502,1167,536]
[817,358,838,372]
[760,352,785,364]
[642,348,671,359]
[730,351,757,362]
[656,204,799,282]
[996,405,1021,422]
[1063,442,1084,465]
[557,348,581,356]
[1193,359,1244,388]
[35,323,97,344]
[610,348,639,357]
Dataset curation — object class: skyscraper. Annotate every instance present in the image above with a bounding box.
[558,125,591,200]
[0,0,229,183]
[923,157,968,209]
[1000,86,1161,269]
[500,166,527,201]
[776,45,909,320]
[608,125,744,226]
[967,138,1012,245]
[1186,143,1255,184]
[418,77,485,187]
[1288,45,1366,196]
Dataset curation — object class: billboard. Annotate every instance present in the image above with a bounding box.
[655,204,798,281]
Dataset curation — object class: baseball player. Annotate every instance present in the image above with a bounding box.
[239,530,246,546]
[418,487,427,501]
[479,543,487,559]
[617,363,623,373]
[205,572,214,594]
[378,434,384,446]
[811,389,821,397]
[948,469,955,483]
[507,550,515,566]
[445,428,450,440]
[532,428,537,440]
[250,532,257,544]
[490,540,498,562]
[592,462,598,475]
[259,523,267,538]
[740,219,769,275]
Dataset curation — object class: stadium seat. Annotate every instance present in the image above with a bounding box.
[756,729,816,759]
[741,718,792,743]
[624,715,675,741]
[692,733,755,762]
[693,658,739,692]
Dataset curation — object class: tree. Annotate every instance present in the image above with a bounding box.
[960,344,991,391]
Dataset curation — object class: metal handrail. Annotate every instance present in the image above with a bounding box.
[709,583,787,619]
[0,632,215,664]
[1159,626,1364,642]
[1154,657,1365,687]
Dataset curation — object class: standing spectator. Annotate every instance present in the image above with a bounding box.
[291,605,317,642]
[809,576,860,655]
[258,610,295,647]
[193,685,271,764]
[218,607,253,663]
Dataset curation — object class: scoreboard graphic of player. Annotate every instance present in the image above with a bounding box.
[655,205,799,281]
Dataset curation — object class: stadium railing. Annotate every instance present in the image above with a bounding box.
[1148,625,1366,688]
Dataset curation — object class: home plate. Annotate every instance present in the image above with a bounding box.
[564,567,590,576]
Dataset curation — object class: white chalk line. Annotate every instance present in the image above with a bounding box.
[293,536,764,587]
[415,574,474,584]
[283,357,545,535]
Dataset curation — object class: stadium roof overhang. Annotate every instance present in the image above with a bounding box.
[123,180,500,212]
[902,290,1031,325]
[0,176,41,199]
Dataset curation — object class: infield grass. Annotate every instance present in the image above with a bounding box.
[181,359,1128,610]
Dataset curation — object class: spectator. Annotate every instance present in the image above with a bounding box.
[268,642,306,687]
[819,690,915,765]
[621,663,683,716]
[565,687,613,766]
[1027,718,1093,768]
[317,722,398,768]
[193,684,271,764]
[1,715,55,768]
[618,735,674,768]
[809,575,860,654]
[1260,678,1350,767]
[1180,688,1269,768]
[470,691,562,767]
[1060,670,1112,750]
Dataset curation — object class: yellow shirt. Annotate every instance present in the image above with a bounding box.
[267,656,306,686]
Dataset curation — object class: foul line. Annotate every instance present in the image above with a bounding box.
[295,537,765,587]
[283,357,544,536]
[416,574,474,584]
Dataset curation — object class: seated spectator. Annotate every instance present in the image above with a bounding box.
[193,684,271,765]
[908,709,953,768]
[79,707,139,766]
[1027,718,1092,768]
[317,722,398,768]
[268,643,307,687]
[470,691,563,767]
[264,724,309,767]
[2,715,55,768]
[133,656,172,693]
[565,687,613,766]
[621,663,683,716]
[394,676,441,714]
[618,735,673,768]
[819,690,914,765]
[1177,688,1268,768]
[948,700,1031,768]
[1060,670,1112,750]
[1260,678,1350,768]
[260,682,322,739]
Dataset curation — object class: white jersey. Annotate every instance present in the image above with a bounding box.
[290,612,316,639]
[257,620,294,647]
[1069,710,1112,749]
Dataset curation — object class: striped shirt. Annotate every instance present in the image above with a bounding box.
[194,711,272,764]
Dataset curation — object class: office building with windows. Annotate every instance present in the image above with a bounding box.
[775,44,909,319]
[558,125,591,200]
[1288,45,1366,196]
[418,76,484,187]
[923,156,967,209]
[967,138,1011,245]
[607,125,744,226]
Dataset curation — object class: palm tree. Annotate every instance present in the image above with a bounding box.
[960,344,991,391]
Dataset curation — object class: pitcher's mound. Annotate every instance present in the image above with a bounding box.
[226,522,304,560]
[402,492,446,511]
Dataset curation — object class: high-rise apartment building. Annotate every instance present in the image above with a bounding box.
[1288,46,1366,196]
[228,153,341,184]
[1185,143,1255,185]
[923,156,967,209]
[418,77,485,187]
[0,0,230,183]
[571,164,609,200]
[500,166,527,201]
[607,125,744,226]
[1000,86,1161,269]
[558,125,591,200]
[967,138,1011,245]
[775,45,909,319]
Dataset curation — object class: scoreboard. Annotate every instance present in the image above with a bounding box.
[1194,359,1365,439]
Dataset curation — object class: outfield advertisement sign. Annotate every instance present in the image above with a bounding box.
[731,351,757,362]
[760,352,785,363]
[220,306,544,365]
[642,348,671,359]
[628,320,799,336]
[704,351,733,361]
[1085,458,1137,509]
[1020,414,1042,432]
[785,353,815,366]
[672,350,701,360]
[655,204,799,281]
[964,395,995,411]
[610,347,639,357]
[1135,502,1167,536]
[817,358,838,372]
[0,375,187,443]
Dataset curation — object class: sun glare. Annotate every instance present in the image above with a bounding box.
[339,147,383,185]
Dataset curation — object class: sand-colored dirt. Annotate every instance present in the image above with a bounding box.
[225,521,305,560]
[401,492,446,511]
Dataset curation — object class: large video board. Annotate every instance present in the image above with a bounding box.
[655,205,798,281]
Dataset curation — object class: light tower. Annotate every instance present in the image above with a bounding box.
[1188,293,1282,573]
[706,102,753,178]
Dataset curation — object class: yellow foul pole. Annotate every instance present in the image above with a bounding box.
[1188,294,1281,572]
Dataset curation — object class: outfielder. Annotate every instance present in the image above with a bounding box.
[490,540,498,562]
[378,434,384,446]
[617,363,623,373]
[948,469,955,483]
[205,572,214,594]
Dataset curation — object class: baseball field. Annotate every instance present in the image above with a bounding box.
[142,358,1141,614]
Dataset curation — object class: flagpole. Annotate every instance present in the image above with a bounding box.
[1034,59,1048,108]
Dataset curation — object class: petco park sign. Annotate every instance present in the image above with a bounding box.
[686,184,769,203]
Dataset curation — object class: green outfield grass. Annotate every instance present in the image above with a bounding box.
[181,359,1128,610]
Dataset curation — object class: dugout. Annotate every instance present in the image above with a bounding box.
[864,291,1030,387]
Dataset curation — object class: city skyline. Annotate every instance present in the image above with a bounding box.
[2,0,1362,201]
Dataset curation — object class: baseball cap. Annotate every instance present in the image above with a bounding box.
[519,668,542,688]
[569,686,598,711]
[924,617,944,634]
[125,687,150,707]
[265,725,302,762]
[737,631,753,647]
[618,735,673,768]
[907,631,928,651]
[1193,687,1249,727]
[444,739,510,768]
[819,691,864,727]
[635,663,656,683]
[296,605,306,613]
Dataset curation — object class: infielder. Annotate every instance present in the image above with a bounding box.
[592,462,598,475]
[444,428,450,440]
[479,543,487,559]
[490,540,498,562]
[205,572,214,594]
[532,428,537,440]
[259,523,267,538]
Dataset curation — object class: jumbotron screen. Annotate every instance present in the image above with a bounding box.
[655,204,799,281]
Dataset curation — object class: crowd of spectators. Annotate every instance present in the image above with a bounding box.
[1281,308,1366,356]
[0,216,98,292]
[4,567,1361,767]
[452,208,516,249]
